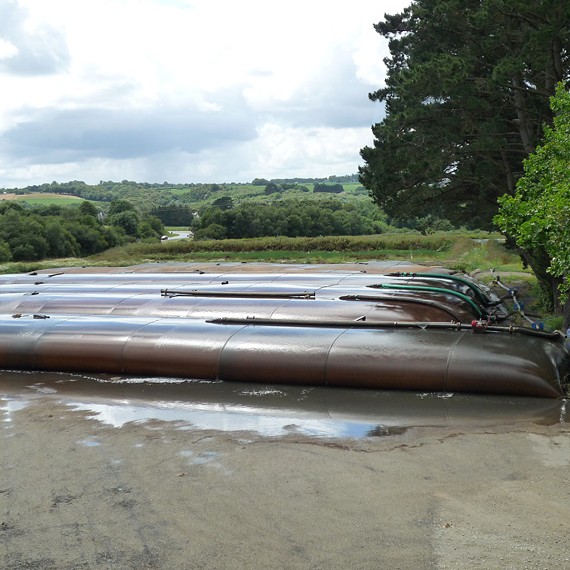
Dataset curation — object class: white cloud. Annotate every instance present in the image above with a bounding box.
[251,123,373,179]
[0,0,410,187]
[0,38,18,60]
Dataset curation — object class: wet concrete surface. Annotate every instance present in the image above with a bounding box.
[1,370,566,438]
[2,370,570,569]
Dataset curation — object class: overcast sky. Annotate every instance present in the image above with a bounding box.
[0,0,410,188]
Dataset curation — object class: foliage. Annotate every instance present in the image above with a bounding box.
[401,214,455,235]
[149,205,194,226]
[313,183,344,194]
[55,230,509,277]
[0,198,164,262]
[359,0,570,228]
[211,196,235,210]
[191,197,391,240]
[108,210,141,236]
[0,202,114,261]
[264,182,283,195]
[107,199,137,216]
[495,84,570,325]
[1,177,456,246]
[99,231,496,257]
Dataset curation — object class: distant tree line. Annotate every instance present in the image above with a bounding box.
[5,176,359,202]
[261,182,345,194]
[191,198,391,240]
[0,200,164,262]
[2,180,358,228]
[313,183,344,194]
[1,178,456,253]
[251,174,358,186]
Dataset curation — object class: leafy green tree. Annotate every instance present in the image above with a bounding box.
[0,240,11,262]
[313,183,343,194]
[45,221,80,257]
[193,207,227,233]
[150,205,193,226]
[108,199,136,216]
[231,209,256,238]
[137,221,160,239]
[11,243,39,261]
[359,0,570,228]
[191,197,390,240]
[71,224,110,255]
[79,200,99,218]
[135,216,164,240]
[264,182,283,195]
[212,196,235,210]
[108,210,140,236]
[194,223,228,240]
[495,84,570,329]
[286,213,305,237]
[147,215,164,235]
[0,201,24,215]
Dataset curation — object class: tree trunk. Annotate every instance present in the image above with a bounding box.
[501,150,515,194]
[512,73,535,154]
[563,297,570,335]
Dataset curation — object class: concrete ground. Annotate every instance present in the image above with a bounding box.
[2,380,569,570]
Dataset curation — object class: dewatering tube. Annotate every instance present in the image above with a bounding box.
[0,291,480,324]
[0,314,566,398]
[0,266,567,399]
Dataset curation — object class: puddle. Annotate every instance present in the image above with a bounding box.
[77,437,101,447]
[1,397,30,423]
[0,370,566,439]
[65,400,385,438]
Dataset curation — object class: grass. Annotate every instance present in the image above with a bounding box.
[0,230,526,274]
[22,197,84,206]
[0,192,83,206]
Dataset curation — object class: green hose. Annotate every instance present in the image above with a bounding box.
[387,272,491,305]
[371,283,485,318]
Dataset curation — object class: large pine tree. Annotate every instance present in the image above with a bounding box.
[359,0,570,228]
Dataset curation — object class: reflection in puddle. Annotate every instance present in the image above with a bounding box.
[1,397,30,423]
[0,370,566,439]
[77,437,101,447]
[67,400,382,438]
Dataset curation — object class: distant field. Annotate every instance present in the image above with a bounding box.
[0,192,83,206]
[165,182,368,209]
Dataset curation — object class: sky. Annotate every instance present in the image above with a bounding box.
[0,0,410,189]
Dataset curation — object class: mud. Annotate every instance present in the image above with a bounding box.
[2,371,570,569]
